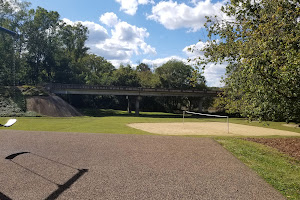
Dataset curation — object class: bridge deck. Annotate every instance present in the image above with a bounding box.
[46,84,221,97]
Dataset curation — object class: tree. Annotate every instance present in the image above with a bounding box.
[136,63,150,72]
[154,60,207,112]
[54,22,89,83]
[0,0,29,85]
[135,63,159,88]
[112,64,140,87]
[155,60,206,89]
[22,7,61,84]
[81,54,115,85]
[193,0,300,122]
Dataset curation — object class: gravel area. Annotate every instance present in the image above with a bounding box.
[0,130,285,199]
[128,122,300,136]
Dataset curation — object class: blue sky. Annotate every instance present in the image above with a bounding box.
[26,0,228,86]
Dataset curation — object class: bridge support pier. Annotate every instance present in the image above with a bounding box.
[198,97,204,112]
[126,96,131,113]
[135,96,142,116]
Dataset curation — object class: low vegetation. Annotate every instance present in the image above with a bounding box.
[0,86,26,116]
[217,138,300,200]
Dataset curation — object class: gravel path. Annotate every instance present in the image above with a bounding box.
[0,130,285,200]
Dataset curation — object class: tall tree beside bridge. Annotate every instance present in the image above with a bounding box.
[192,0,300,122]
[0,0,29,86]
[155,60,206,89]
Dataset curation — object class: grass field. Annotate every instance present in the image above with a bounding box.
[1,109,300,199]
[1,109,299,135]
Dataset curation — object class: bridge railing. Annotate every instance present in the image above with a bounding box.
[46,83,219,93]
[45,83,222,95]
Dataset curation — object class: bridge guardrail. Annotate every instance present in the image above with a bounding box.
[45,83,222,96]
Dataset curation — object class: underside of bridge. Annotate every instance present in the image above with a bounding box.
[46,84,220,116]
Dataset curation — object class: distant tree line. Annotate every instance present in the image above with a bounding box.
[0,0,208,112]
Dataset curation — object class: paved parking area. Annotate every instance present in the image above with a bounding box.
[0,130,284,199]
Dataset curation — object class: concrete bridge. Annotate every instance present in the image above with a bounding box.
[45,84,222,115]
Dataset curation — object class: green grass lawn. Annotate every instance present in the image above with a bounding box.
[1,109,299,135]
[1,109,300,199]
[0,110,185,134]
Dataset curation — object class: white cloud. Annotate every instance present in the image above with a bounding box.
[99,17,156,63]
[64,13,156,67]
[112,21,149,43]
[147,0,228,32]
[110,59,134,67]
[140,41,226,87]
[99,12,119,27]
[142,56,186,68]
[140,50,225,87]
[62,18,109,45]
[202,63,226,87]
[183,41,226,87]
[115,0,154,15]
[183,41,207,58]
[61,17,224,86]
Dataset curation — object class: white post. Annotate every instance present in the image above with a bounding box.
[183,111,185,124]
[227,116,229,134]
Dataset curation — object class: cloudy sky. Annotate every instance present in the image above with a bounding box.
[26,0,228,87]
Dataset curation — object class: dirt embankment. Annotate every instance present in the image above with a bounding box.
[26,95,82,117]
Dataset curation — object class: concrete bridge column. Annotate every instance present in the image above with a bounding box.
[135,96,142,116]
[126,96,131,113]
[198,97,205,112]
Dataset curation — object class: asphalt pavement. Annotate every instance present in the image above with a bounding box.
[0,130,285,200]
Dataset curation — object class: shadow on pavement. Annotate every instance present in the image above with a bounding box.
[5,152,88,200]
[0,192,12,200]
[45,169,88,200]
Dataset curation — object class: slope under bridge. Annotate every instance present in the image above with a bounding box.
[45,84,222,115]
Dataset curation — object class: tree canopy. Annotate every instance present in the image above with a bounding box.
[193,0,300,122]
[155,60,206,89]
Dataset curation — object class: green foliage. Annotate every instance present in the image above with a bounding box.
[0,1,90,85]
[155,60,206,89]
[154,60,207,112]
[18,85,49,96]
[136,63,159,88]
[194,0,300,122]
[0,0,28,86]
[112,64,140,87]
[80,54,115,85]
[0,86,26,116]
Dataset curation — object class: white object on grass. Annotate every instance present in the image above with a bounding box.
[0,119,17,127]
